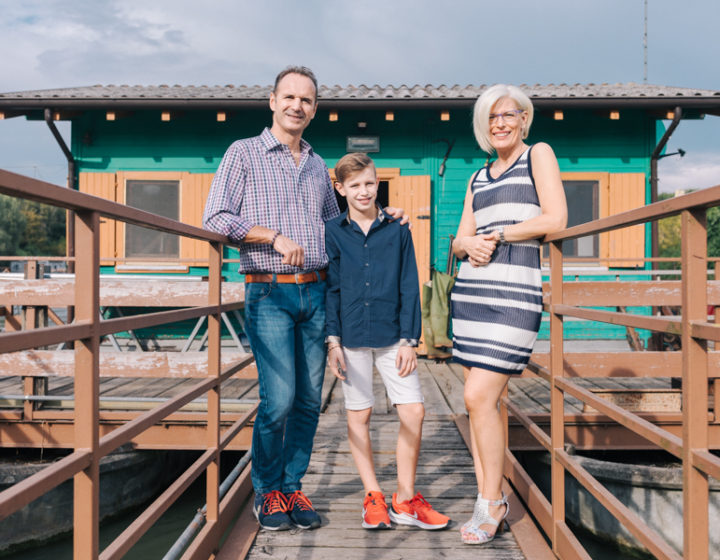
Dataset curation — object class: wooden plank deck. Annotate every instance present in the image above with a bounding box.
[236,369,527,560]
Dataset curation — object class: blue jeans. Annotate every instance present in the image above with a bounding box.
[244,279,327,494]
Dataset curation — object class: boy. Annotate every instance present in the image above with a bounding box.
[325,152,450,530]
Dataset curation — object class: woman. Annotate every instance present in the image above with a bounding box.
[450,84,567,544]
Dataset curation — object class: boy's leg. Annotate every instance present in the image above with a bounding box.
[342,347,380,493]
[395,402,424,501]
[342,347,391,529]
[346,408,382,492]
[376,344,450,530]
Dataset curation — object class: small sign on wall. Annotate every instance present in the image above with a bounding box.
[346,135,380,153]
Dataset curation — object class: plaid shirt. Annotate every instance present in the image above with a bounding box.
[203,128,340,273]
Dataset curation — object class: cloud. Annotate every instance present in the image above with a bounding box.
[658,151,720,193]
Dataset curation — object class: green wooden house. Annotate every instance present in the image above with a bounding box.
[2,82,719,340]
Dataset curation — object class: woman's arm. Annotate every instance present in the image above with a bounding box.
[495,143,567,243]
[452,178,497,267]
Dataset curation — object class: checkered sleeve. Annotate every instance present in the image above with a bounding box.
[202,142,254,242]
[320,163,340,223]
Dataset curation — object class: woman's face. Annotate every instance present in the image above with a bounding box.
[488,97,527,153]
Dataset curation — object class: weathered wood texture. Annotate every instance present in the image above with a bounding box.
[241,375,527,560]
[0,278,245,306]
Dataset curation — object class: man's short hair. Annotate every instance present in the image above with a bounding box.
[273,66,318,101]
[335,153,375,184]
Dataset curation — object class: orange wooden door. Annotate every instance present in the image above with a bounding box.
[389,175,431,352]
[78,172,117,264]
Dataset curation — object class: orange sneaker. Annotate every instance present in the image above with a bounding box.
[389,492,450,530]
[362,491,391,529]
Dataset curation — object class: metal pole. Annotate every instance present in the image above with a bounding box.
[643,0,648,83]
[161,453,251,560]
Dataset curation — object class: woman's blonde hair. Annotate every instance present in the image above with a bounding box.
[472,84,534,154]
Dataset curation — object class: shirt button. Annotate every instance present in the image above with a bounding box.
[365,302,369,306]
[365,263,369,267]
[365,282,370,286]
[364,243,368,248]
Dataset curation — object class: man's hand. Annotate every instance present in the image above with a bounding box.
[396,346,417,377]
[328,345,347,380]
[384,206,411,227]
[273,234,305,267]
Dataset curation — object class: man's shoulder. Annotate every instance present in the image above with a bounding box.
[228,132,265,151]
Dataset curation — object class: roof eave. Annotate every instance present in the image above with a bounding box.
[1,97,720,112]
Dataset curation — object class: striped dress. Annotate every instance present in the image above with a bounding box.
[450,146,543,374]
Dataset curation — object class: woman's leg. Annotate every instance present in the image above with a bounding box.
[462,366,484,493]
[464,367,510,534]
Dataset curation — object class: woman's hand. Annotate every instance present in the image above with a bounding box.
[461,232,498,267]
[327,345,347,380]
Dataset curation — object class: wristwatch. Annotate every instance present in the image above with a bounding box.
[497,227,506,244]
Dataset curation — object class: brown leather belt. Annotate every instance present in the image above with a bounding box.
[245,270,327,284]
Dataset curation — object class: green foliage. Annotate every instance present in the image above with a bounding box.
[0,194,66,260]
[657,191,720,269]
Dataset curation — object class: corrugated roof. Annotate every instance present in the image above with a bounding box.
[1,83,719,110]
[2,82,719,100]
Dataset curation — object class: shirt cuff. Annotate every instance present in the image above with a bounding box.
[326,335,342,346]
[399,338,418,347]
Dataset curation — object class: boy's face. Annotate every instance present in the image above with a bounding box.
[335,166,378,215]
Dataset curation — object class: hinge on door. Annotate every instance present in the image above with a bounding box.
[416,215,431,220]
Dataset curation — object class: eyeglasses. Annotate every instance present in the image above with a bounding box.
[488,109,524,124]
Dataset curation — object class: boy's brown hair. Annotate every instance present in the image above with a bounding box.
[334,153,375,184]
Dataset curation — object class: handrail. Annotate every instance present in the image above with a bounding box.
[0,169,255,559]
[508,185,720,559]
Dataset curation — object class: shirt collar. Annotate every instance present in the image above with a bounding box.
[260,127,313,156]
[341,205,389,226]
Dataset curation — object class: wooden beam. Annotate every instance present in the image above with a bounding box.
[0,351,255,378]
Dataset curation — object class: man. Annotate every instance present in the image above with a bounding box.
[203,66,335,531]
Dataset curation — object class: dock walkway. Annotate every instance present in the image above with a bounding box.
[219,360,535,560]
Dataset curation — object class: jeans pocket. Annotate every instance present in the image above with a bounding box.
[245,282,274,305]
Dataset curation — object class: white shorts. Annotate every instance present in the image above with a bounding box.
[341,343,424,411]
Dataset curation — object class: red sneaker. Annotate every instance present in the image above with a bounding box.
[389,492,450,530]
[362,491,391,529]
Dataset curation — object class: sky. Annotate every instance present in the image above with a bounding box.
[1,0,719,193]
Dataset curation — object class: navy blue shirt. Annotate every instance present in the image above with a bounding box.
[325,208,421,348]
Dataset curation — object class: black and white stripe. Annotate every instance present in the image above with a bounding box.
[451,147,542,374]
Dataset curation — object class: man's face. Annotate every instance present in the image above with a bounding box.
[269,73,318,136]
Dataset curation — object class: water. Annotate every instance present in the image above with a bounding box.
[3,478,206,560]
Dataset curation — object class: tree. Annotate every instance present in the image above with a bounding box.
[0,194,66,263]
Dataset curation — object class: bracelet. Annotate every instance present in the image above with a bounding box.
[327,344,341,351]
[270,230,281,247]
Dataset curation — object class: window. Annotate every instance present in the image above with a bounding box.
[562,179,599,258]
[125,180,180,259]
[543,178,599,259]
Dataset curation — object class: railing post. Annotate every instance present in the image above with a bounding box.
[681,209,709,560]
[715,262,720,423]
[74,210,101,559]
[549,240,565,553]
[206,242,222,532]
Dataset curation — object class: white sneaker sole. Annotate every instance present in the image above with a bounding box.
[389,509,448,530]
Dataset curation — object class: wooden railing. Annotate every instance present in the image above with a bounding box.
[506,185,720,559]
[0,169,256,559]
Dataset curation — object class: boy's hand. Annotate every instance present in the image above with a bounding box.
[395,346,417,378]
[384,206,411,228]
[328,345,347,380]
